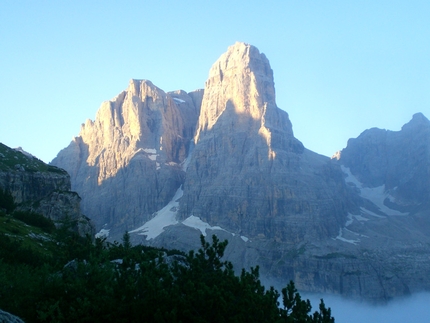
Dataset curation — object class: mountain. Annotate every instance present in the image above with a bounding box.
[52,80,203,237]
[336,112,430,212]
[51,42,430,302]
[179,42,350,243]
[0,143,94,236]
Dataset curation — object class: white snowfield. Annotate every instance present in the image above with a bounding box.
[132,148,161,169]
[141,148,158,162]
[95,228,110,239]
[182,216,249,242]
[130,187,182,240]
[173,97,186,104]
[333,166,409,245]
[130,186,249,242]
[341,166,408,216]
[182,215,226,236]
[142,148,157,154]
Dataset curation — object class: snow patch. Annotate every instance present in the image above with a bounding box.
[130,187,183,240]
[143,148,157,154]
[360,207,385,218]
[182,215,226,236]
[138,148,158,162]
[352,214,369,222]
[333,228,360,245]
[181,214,250,242]
[345,213,369,227]
[95,228,110,239]
[342,166,362,188]
[148,154,157,161]
[241,235,249,242]
[181,142,194,171]
[341,166,408,216]
[345,214,354,227]
[181,155,191,171]
[173,97,186,103]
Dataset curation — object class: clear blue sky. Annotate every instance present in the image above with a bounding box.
[1,1,429,163]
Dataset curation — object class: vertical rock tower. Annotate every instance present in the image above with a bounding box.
[52,80,200,235]
[180,42,347,243]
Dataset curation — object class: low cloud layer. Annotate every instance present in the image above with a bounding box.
[304,292,430,323]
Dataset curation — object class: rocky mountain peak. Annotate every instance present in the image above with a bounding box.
[179,43,342,243]
[195,42,295,155]
[338,113,430,206]
[50,43,430,301]
[401,112,430,132]
[76,78,190,184]
[52,78,201,234]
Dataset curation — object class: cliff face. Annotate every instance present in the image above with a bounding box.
[180,43,350,244]
[336,112,430,208]
[0,143,93,236]
[51,43,430,302]
[52,80,201,236]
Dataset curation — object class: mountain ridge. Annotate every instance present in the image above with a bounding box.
[51,42,430,302]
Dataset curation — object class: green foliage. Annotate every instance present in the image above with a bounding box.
[280,281,334,323]
[0,142,67,174]
[0,261,49,320]
[0,188,15,212]
[0,234,46,267]
[167,235,280,322]
[0,231,335,323]
[122,230,132,249]
[12,210,56,233]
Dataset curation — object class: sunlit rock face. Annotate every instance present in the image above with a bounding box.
[52,80,201,236]
[180,42,349,243]
[52,43,430,302]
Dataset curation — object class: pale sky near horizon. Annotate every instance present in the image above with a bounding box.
[1,1,429,163]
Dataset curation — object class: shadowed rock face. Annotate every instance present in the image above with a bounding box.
[0,143,94,237]
[52,42,430,302]
[180,42,349,244]
[337,112,430,207]
[52,80,201,236]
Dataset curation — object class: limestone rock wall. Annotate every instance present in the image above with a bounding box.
[50,43,430,301]
[0,143,94,237]
[0,170,69,205]
[52,80,201,235]
[180,42,349,243]
[337,112,430,209]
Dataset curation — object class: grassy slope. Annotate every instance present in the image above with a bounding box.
[0,142,66,174]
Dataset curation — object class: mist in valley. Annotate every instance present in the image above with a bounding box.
[304,292,430,323]
[262,275,430,323]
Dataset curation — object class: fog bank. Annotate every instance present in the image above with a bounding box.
[304,292,430,323]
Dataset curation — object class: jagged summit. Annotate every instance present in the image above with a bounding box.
[196,42,300,156]
[338,112,430,200]
[51,43,430,301]
[52,78,202,232]
[179,43,343,242]
[401,112,430,131]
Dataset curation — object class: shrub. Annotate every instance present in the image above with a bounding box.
[12,211,56,233]
[0,188,15,213]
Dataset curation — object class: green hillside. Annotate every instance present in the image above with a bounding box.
[0,143,66,174]
[0,203,334,322]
